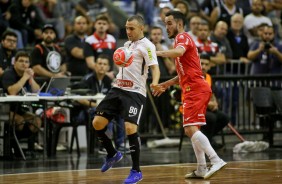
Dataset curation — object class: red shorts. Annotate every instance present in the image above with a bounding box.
[182,92,211,127]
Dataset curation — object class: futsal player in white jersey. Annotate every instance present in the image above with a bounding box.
[92,15,160,184]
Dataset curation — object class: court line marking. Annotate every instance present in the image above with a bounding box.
[0,159,281,176]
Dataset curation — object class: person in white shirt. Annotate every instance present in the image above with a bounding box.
[243,0,272,44]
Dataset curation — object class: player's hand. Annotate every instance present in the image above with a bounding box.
[150,83,166,97]
[156,51,163,57]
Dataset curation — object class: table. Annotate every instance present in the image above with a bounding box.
[0,93,105,158]
[0,96,40,160]
[0,95,39,102]
[38,93,105,157]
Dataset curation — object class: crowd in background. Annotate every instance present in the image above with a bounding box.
[1,0,282,77]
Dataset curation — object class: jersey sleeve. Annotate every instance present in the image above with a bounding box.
[140,42,158,66]
[175,33,192,51]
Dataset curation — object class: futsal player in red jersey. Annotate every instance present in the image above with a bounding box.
[153,10,226,179]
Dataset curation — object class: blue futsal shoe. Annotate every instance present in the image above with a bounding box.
[124,169,143,184]
[101,151,123,172]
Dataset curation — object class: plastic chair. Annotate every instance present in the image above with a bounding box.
[251,87,276,146]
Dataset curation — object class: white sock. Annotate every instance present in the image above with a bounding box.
[191,131,221,164]
[191,141,206,174]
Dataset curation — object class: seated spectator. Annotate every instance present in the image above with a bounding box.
[210,21,233,62]
[227,13,250,74]
[188,15,202,42]
[227,13,250,62]
[0,30,18,78]
[195,21,225,74]
[199,53,230,150]
[1,51,42,156]
[30,24,68,79]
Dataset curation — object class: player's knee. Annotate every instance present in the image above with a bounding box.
[184,126,199,138]
[125,122,137,135]
[92,117,108,130]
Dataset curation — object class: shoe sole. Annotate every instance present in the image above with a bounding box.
[185,175,204,179]
[124,178,143,184]
[204,162,227,179]
[101,154,123,172]
[185,172,204,179]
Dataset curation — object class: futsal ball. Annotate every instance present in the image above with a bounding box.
[113,47,134,67]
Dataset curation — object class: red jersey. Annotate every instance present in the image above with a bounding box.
[174,32,211,97]
[195,38,219,56]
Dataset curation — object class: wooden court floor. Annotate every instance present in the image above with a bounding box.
[0,160,281,184]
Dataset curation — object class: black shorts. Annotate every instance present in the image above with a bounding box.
[95,88,146,125]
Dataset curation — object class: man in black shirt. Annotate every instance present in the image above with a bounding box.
[64,16,89,77]
[2,51,42,148]
[0,30,18,77]
[30,24,68,79]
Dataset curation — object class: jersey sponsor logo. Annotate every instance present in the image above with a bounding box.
[147,48,152,60]
[186,86,191,91]
[184,117,190,121]
[128,106,138,117]
[115,79,133,88]
[96,111,104,115]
